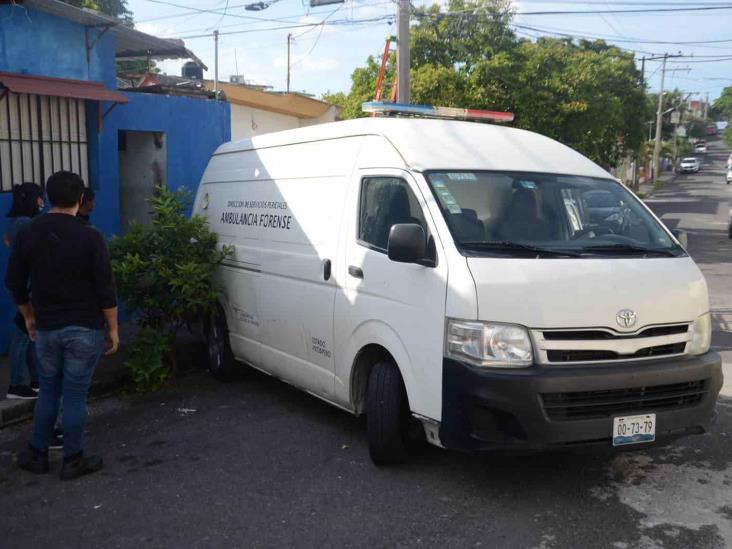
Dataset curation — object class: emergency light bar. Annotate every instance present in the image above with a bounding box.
[362,101,514,123]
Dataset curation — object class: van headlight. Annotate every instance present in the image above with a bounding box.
[446,319,533,367]
[688,313,712,356]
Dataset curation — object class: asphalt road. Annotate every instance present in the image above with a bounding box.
[2,140,732,549]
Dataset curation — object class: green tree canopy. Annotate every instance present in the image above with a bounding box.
[61,0,132,22]
[711,87,732,121]
[324,0,646,167]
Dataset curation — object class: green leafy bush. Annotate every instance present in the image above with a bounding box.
[110,185,232,391]
[126,329,172,392]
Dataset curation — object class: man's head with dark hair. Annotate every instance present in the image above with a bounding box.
[7,182,43,218]
[78,187,96,219]
[46,171,85,209]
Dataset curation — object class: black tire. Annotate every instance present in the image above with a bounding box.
[206,305,240,382]
[367,361,410,465]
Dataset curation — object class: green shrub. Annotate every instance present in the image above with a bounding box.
[110,185,232,391]
[635,191,647,199]
[126,329,172,392]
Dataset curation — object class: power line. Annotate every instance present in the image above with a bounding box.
[150,1,394,37]
[511,23,732,55]
[517,4,732,15]
[176,15,395,40]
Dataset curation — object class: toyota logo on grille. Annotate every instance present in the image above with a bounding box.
[616,309,637,329]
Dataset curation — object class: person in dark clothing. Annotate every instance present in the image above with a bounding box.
[5,171,119,480]
[77,188,95,223]
[3,182,43,400]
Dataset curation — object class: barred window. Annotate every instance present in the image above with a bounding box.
[0,91,88,192]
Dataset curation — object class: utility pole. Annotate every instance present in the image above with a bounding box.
[396,0,410,104]
[214,30,219,98]
[652,53,668,182]
[286,33,292,93]
[632,56,646,189]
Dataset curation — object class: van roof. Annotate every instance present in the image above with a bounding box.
[214,118,610,179]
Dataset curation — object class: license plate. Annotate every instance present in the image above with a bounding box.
[612,413,656,446]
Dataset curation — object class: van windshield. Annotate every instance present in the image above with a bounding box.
[425,171,683,258]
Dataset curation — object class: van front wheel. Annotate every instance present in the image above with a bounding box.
[206,307,240,382]
[367,361,410,465]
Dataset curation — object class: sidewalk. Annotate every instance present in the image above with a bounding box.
[0,323,207,428]
[637,169,679,198]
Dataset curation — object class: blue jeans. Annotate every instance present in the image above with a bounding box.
[8,326,38,386]
[31,326,105,458]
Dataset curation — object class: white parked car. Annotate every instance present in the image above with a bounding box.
[726,166,732,185]
[194,109,721,463]
[694,143,707,154]
[679,157,700,173]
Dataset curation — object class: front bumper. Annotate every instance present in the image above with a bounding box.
[439,352,722,452]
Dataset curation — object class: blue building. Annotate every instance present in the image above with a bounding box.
[0,0,231,351]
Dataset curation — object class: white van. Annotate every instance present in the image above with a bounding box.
[194,116,722,464]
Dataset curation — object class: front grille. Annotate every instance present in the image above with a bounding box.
[541,379,709,421]
[543,324,688,341]
[546,342,686,362]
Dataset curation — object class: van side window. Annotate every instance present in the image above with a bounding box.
[358,177,428,251]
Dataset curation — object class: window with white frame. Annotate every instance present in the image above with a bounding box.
[0,91,89,192]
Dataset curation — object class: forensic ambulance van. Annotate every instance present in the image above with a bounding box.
[194,103,722,465]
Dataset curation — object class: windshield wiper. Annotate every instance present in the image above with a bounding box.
[460,241,582,257]
[580,243,679,257]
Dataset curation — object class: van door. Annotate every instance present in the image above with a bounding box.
[334,170,449,420]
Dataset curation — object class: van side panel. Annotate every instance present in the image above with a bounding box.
[197,138,362,400]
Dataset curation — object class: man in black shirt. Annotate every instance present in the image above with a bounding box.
[5,171,119,480]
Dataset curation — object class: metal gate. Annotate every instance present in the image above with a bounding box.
[0,91,88,192]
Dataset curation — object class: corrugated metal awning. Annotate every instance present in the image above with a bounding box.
[0,72,128,103]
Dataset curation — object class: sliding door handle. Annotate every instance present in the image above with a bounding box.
[348,265,364,279]
[323,259,332,281]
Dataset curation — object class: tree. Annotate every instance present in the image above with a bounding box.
[110,187,232,391]
[328,0,646,167]
[711,87,732,121]
[60,0,132,23]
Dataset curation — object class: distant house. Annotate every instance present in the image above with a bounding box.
[0,0,231,350]
[207,81,340,140]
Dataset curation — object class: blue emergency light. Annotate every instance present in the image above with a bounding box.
[362,101,514,123]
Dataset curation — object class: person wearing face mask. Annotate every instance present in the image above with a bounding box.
[3,182,44,400]
[6,171,119,480]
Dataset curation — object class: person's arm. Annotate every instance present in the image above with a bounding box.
[103,307,119,355]
[4,231,34,338]
[90,231,119,355]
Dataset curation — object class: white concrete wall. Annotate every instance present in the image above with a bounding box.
[298,105,340,128]
[230,104,299,140]
[230,103,340,141]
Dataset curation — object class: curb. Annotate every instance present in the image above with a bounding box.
[0,336,206,429]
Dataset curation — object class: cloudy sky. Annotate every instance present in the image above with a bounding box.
[128,0,732,105]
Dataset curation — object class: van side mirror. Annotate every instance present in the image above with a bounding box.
[388,224,435,267]
[671,229,688,249]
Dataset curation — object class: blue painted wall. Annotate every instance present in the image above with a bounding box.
[0,5,116,87]
[0,7,232,352]
[93,92,231,236]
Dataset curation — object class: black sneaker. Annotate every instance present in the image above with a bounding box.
[60,453,104,481]
[30,382,39,393]
[6,385,38,400]
[49,431,64,451]
[17,446,49,475]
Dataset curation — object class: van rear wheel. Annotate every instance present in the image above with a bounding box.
[367,361,410,465]
[206,306,240,382]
